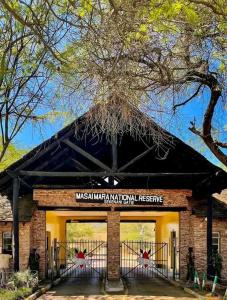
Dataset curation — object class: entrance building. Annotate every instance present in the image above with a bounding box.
[45,210,178,280]
[0,110,227,283]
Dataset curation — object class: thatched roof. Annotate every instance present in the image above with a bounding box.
[0,107,226,198]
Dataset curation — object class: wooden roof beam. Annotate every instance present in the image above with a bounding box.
[118,145,155,172]
[63,139,112,172]
[0,128,74,186]
[19,170,210,178]
[70,158,111,188]
[24,148,69,174]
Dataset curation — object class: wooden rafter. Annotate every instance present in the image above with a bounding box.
[63,139,112,172]
[0,128,74,186]
[110,135,118,186]
[111,135,118,171]
[71,158,90,171]
[71,158,111,187]
[118,145,155,172]
[25,148,69,175]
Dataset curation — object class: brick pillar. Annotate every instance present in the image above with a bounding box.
[192,216,207,274]
[19,222,31,271]
[31,210,46,279]
[107,211,120,280]
[179,210,192,280]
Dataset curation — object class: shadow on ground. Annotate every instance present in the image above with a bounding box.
[38,277,196,299]
[126,278,195,298]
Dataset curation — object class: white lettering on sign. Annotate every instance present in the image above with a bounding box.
[75,193,164,205]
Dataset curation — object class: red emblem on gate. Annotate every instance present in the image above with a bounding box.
[139,249,151,268]
[75,249,86,268]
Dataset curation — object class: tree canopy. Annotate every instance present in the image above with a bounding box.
[0,0,226,166]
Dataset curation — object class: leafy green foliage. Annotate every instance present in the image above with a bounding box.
[0,287,32,300]
[0,0,226,165]
[8,270,38,290]
[67,223,95,241]
[0,138,27,171]
[66,222,155,242]
[120,223,155,241]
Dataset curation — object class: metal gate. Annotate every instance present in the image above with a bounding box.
[121,241,168,278]
[55,240,107,278]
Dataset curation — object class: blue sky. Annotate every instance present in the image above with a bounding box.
[13,86,226,170]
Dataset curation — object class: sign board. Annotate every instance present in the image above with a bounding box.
[75,192,164,205]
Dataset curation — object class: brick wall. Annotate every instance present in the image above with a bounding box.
[192,216,227,280]
[0,216,46,277]
[34,188,192,280]
[0,222,31,271]
[179,210,192,279]
[10,188,227,282]
[33,188,191,209]
[0,222,12,252]
[30,210,46,278]
[19,222,31,270]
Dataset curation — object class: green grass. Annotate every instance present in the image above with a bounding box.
[0,287,32,300]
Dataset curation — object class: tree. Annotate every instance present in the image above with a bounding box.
[120,223,155,241]
[60,0,226,165]
[0,138,26,171]
[1,1,226,166]
[0,3,63,164]
[67,223,94,241]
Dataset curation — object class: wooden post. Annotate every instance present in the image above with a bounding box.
[172,230,176,280]
[110,135,117,186]
[207,196,213,278]
[13,177,20,271]
[111,134,117,172]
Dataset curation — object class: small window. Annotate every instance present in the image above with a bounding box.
[2,232,12,254]
[212,232,220,253]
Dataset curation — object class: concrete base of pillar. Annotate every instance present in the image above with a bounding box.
[105,278,124,292]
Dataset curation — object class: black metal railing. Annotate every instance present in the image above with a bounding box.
[55,240,107,278]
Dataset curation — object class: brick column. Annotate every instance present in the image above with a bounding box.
[192,216,207,274]
[30,210,46,279]
[179,210,192,280]
[19,222,31,271]
[107,211,120,280]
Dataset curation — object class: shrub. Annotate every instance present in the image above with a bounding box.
[0,287,32,300]
[7,270,38,290]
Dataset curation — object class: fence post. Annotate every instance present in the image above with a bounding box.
[173,235,176,280]
[53,239,60,277]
